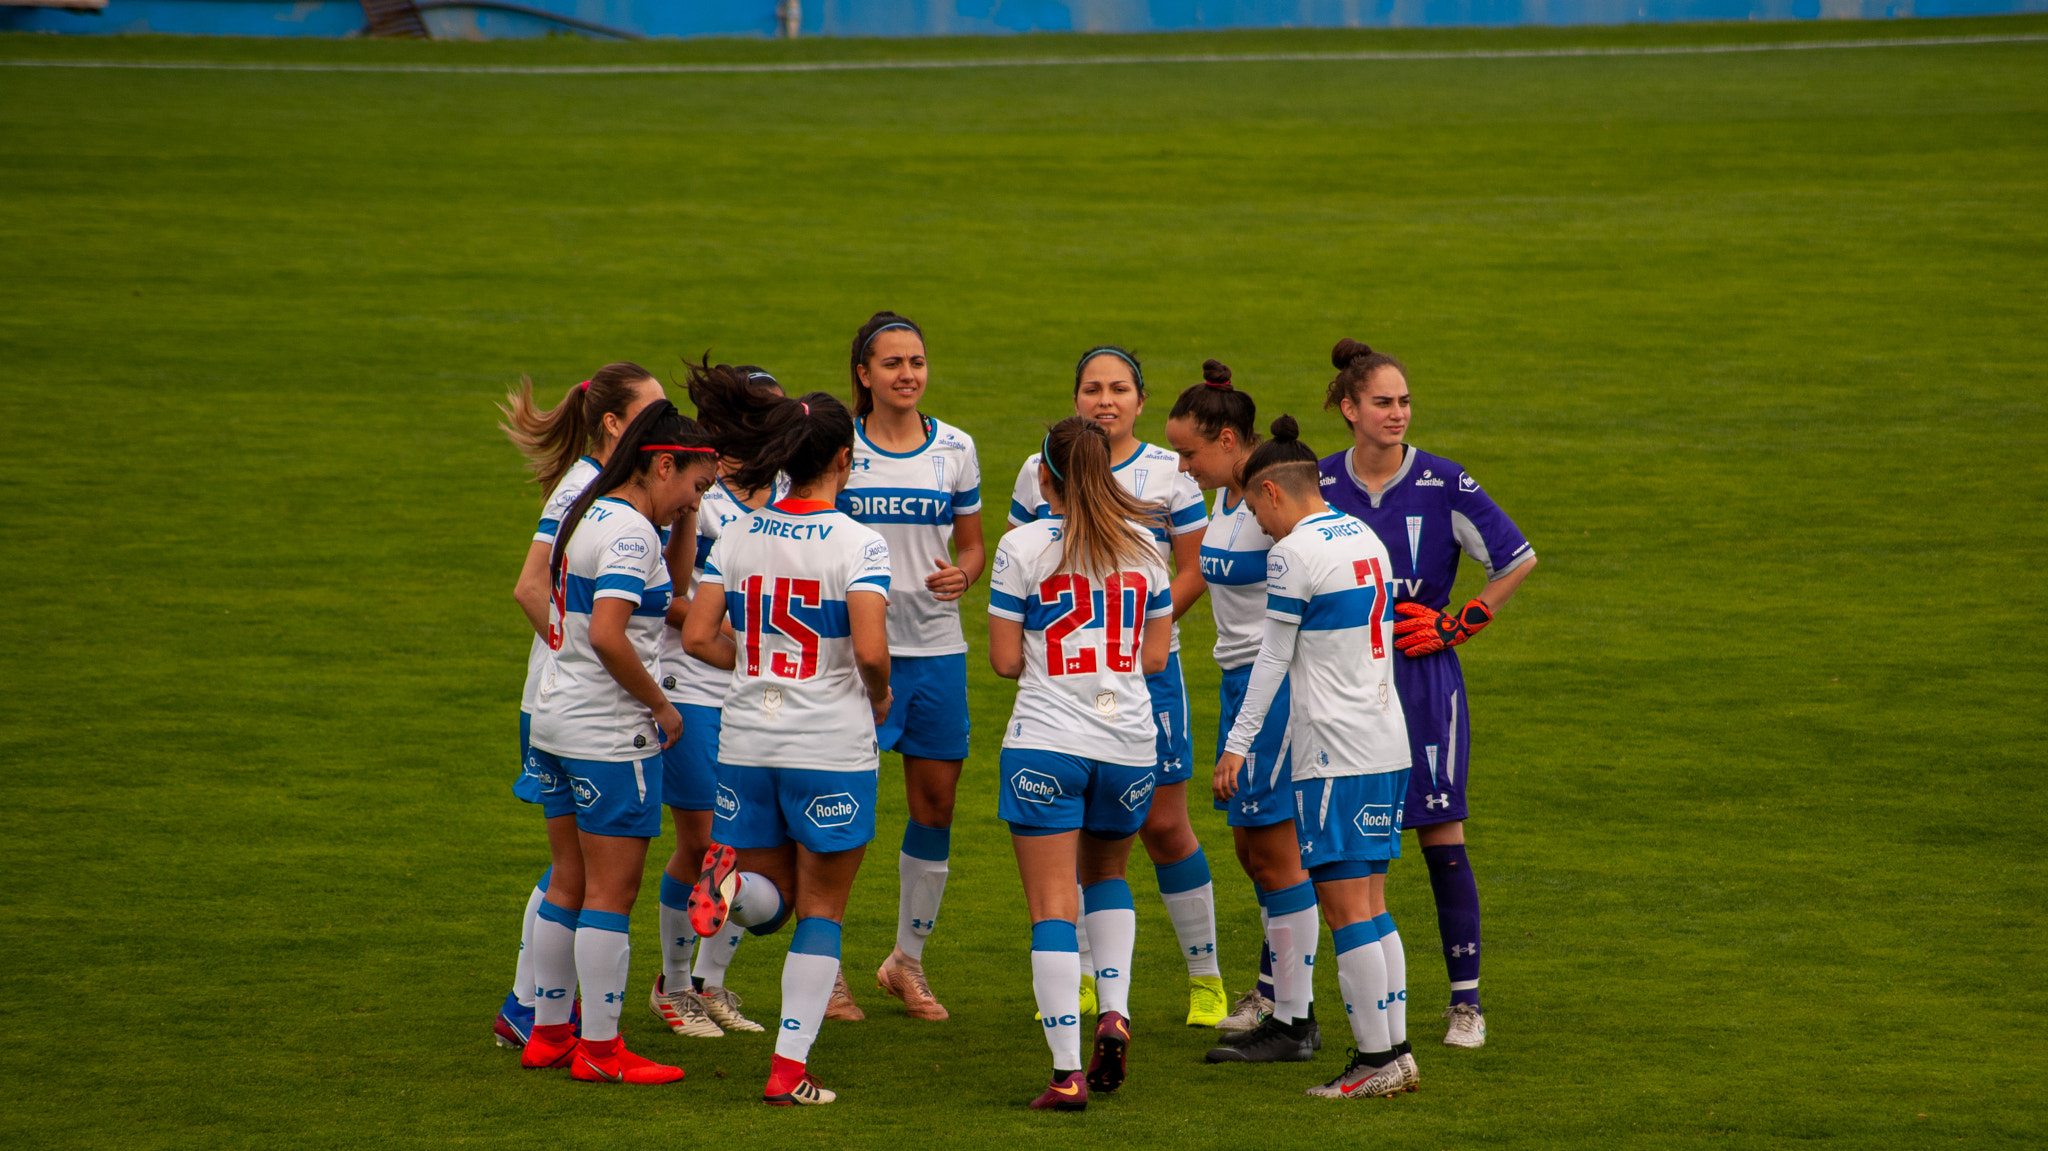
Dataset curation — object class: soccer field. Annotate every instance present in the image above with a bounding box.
[2,16,2044,1149]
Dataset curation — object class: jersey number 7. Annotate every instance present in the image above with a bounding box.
[1038,572,1147,677]
[1352,558,1387,660]
[742,574,822,680]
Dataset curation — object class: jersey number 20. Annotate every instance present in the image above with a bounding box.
[1038,572,1147,676]
[742,575,822,680]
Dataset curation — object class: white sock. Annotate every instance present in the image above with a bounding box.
[1264,881,1320,1025]
[774,918,841,1064]
[531,901,579,1027]
[692,924,744,990]
[1031,934,1083,1070]
[1156,851,1220,978]
[1082,879,1137,1018]
[1378,918,1408,1047]
[896,852,949,961]
[514,878,546,1008]
[1335,922,1391,1059]
[573,909,633,1043]
[728,871,785,930]
[657,871,696,992]
[1073,883,1093,977]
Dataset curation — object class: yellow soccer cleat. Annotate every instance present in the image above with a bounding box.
[1185,975,1228,1027]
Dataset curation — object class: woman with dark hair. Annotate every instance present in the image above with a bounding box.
[491,363,665,1052]
[989,416,1174,1111]
[838,311,986,1022]
[1316,339,1539,1052]
[1007,347,1227,1028]
[681,370,893,1107]
[521,400,720,1084]
[1164,362,1323,1062]
[1218,416,1415,1100]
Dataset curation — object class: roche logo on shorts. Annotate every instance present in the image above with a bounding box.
[1352,803,1396,836]
[715,784,740,820]
[1010,768,1062,805]
[570,775,601,810]
[806,792,860,828]
[1119,772,1157,813]
[523,755,558,790]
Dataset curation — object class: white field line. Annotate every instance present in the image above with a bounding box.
[1,31,2043,75]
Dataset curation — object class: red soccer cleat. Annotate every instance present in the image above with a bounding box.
[520,1022,577,1070]
[570,1037,686,1085]
[1086,1012,1130,1094]
[1030,1070,1088,1112]
[688,843,740,937]
[762,1054,837,1105]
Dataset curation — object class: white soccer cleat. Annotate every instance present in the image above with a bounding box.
[1442,1004,1487,1048]
[1397,1051,1421,1091]
[1304,1050,1407,1099]
[1217,988,1273,1036]
[699,984,766,1032]
[649,975,723,1038]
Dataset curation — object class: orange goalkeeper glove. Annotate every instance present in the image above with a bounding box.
[1393,599,1492,657]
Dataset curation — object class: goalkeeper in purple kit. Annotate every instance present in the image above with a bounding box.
[1314,339,1539,1049]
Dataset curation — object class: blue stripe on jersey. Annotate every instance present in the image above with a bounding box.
[1267,593,1307,621]
[989,588,1028,616]
[850,574,891,592]
[538,516,561,537]
[722,590,856,639]
[1299,584,1383,632]
[1200,546,1269,586]
[1170,502,1207,528]
[695,534,715,560]
[951,486,981,511]
[1017,584,1170,631]
[837,487,955,525]
[564,573,667,617]
[1010,497,1041,524]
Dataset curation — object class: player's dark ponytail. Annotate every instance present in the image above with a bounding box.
[1324,339,1408,428]
[547,400,715,648]
[849,311,924,419]
[1167,358,1259,446]
[690,356,853,492]
[499,361,656,496]
[1239,414,1320,494]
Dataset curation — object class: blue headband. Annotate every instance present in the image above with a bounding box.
[859,321,919,360]
[1041,433,1063,482]
[1075,346,1144,395]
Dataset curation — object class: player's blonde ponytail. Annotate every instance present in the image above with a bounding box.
[499,361,657,496]
[1041,416,1162,579]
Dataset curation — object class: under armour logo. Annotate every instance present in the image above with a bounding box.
[1426,794,1451,810]
[1449,943,1478,958]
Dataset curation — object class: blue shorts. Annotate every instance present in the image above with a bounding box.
[1211,665,1295,828]
[526,748,664,838]
[1395,650,1471,827]
[715,766,877,854]
[998,748,1157,839]
[1146,651,1194,784]
[661,703,723,812]
[1293,770,1408,868]
[513,711,544,805]
[875,653,971,761]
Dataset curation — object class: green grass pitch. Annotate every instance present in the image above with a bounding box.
[1,14,2044,1149]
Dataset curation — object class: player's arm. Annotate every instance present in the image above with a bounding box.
[662,508,699,629]
[987,616,1024,680]
[589,598,682,748]
[1168,528,1207,623]
[1476,553,1537,614]
[513,541,554,638]
[1139,612,1171,677]
[681,571,736,670]
[848,589,892,723]
[929,508,987,601]
[1215,614,1299,800]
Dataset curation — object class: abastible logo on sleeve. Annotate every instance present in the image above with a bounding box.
[570,775,602,810]
[1118,771,1157,813]
[715,784,740,820]
[1352,803,1396,836]
[1010,768,1061,805]
[806,792,860,828]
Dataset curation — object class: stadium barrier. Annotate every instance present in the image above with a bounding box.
[4,0,2045,40]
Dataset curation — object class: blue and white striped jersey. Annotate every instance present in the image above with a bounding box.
[838,416,982,657]
[1199,491,1277,670]
[988,519,1174,768]
[530,497,673,762]
[521,456,602,715]
[1007,440,1207,651]
[1261,511,1410,780]
[702,500,892,774]
[661,478,776,709]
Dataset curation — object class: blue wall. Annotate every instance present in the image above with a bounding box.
[4,0,2044,38]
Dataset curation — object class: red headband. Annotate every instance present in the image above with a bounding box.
[640,444,716,453]
[1205,379,1233,390]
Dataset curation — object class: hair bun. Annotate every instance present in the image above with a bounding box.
[1269,414,1300,442]
[1201,359,1233,387]
[1330,338,1374,370]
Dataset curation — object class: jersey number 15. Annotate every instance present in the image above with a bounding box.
[742,575,821,680]
[1038,572,1148,677]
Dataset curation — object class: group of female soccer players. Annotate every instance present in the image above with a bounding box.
[486,318,1537,1110]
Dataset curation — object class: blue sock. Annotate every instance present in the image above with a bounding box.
[1423,844,1482,1008]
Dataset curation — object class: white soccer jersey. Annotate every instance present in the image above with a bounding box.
[1262,511,1411,780]
[702,500,892,773]
[1007,440,1207,651]
[661,478,772,708]
[1200,491,1278,670]
[521,456,602,715]
[529,497,673,762]
[838,416,982,657]
[988,519,1174,767]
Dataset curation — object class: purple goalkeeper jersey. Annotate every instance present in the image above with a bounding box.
[1316,446,1534,610]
